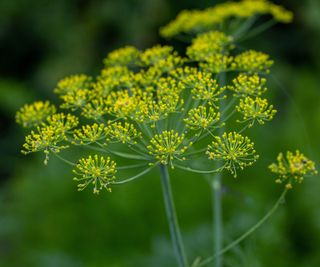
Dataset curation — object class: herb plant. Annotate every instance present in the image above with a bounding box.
[16,1,318,266]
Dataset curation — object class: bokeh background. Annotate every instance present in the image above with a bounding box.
[1,0,320,266]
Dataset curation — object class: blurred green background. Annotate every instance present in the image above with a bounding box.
[1,0,320,266]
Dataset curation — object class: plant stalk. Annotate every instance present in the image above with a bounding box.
[211,175,223,267]
[159,164,188,267]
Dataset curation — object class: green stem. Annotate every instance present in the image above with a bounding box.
[159,164,188,267]
[198,189,288,267]
[212,175,223,267]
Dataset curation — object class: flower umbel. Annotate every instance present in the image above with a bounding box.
[229,73,267,97]
[147,130,191,167]
[206,132,259,177]
[236,96,277,127]
[16,101,56,128]
[184,106,220,131]
[73,155,117,194]
[269,150,317,189]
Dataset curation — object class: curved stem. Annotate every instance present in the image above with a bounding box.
[159,164,188,267]
[175,164,223,174]
[197,189,288,267]
[112,166,155,185]
[212,176,222,267]
[52,152,76,166]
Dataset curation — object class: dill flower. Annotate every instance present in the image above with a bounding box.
[232,50,274,73]
[105,89,138,119]
[229,73,267,97]
[73,123,106,145]
[147,130,191,167]
[46,113,79,133]
[186,31,233,61]
[190,76,226,105]
[269,150,318,189]
[184,106,220,130]
[105,122,141,145]
[140,45,174,66]
[160,0,293,38]
[54,74,92,95]
[16,101,56,128]
[81,98,109,120]
[60,88,91,110]
[22,126,68,164]
[103,46,141,67]
[236,96,277,127]
[73,155,117,194]
[199,54,234,73]
[206,132,259,177]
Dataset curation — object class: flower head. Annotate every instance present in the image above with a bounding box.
[160,0,293,38]
[269,150,317,189]
[206,132,259,177]
[229,73,267,97]
[147,130,191,167]
[105,122,141,145]
[16,101,56,128]
[236,96,277,127]
[187,31,233,61]
[73,123,106,145]
[73,155,117,194]
[22,126,68,164]
[54,74,92,95]
[46,113,79,133]
[232,50,273,73]
[184,106,220,130]
[103,46,141,67]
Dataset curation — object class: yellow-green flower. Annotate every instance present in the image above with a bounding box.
[22,126,68,164]
[160,0,293,38]
[187,31,233,61]
[54,74,92,95]
[147,130,191,167]
[229,73,267,97]
[73,155,117,194]
[103,46,141,67]
[206,132,259,177]
[269,150,317,189]
[16,101,56,128]
[232,50,273,73]
[46,113,79,133]
[105,122,141,144]
[184,106,220,130]
[73,123,106,145]
[199,54,234,73]
[82,98,109,120]
[236,96,277,127]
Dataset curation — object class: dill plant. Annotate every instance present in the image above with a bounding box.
[16,1,318,266]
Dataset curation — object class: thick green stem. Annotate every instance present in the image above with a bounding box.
[212,175,223,267]
[159,164,188,267]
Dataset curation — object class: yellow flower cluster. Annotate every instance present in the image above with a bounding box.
[22,126,68,164]
[190,76,226,105]
[16,101,56,128]
[229,73,267,97]
[269,151,317,189]
[236,96,277,127]
[199,54,234,73]
[206,132,259,177]
[103,46,141,67]
[54,74,92,95]
[147,130,191,167]
[232,50,273,73]
[73,123,106,145]
[160,0,293,38]
[184,106,220,130]
[105,122,141,144]
[73,155,117,194]
[21,113,78,163]
[81,98,109,120]
[186,31,233,61]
